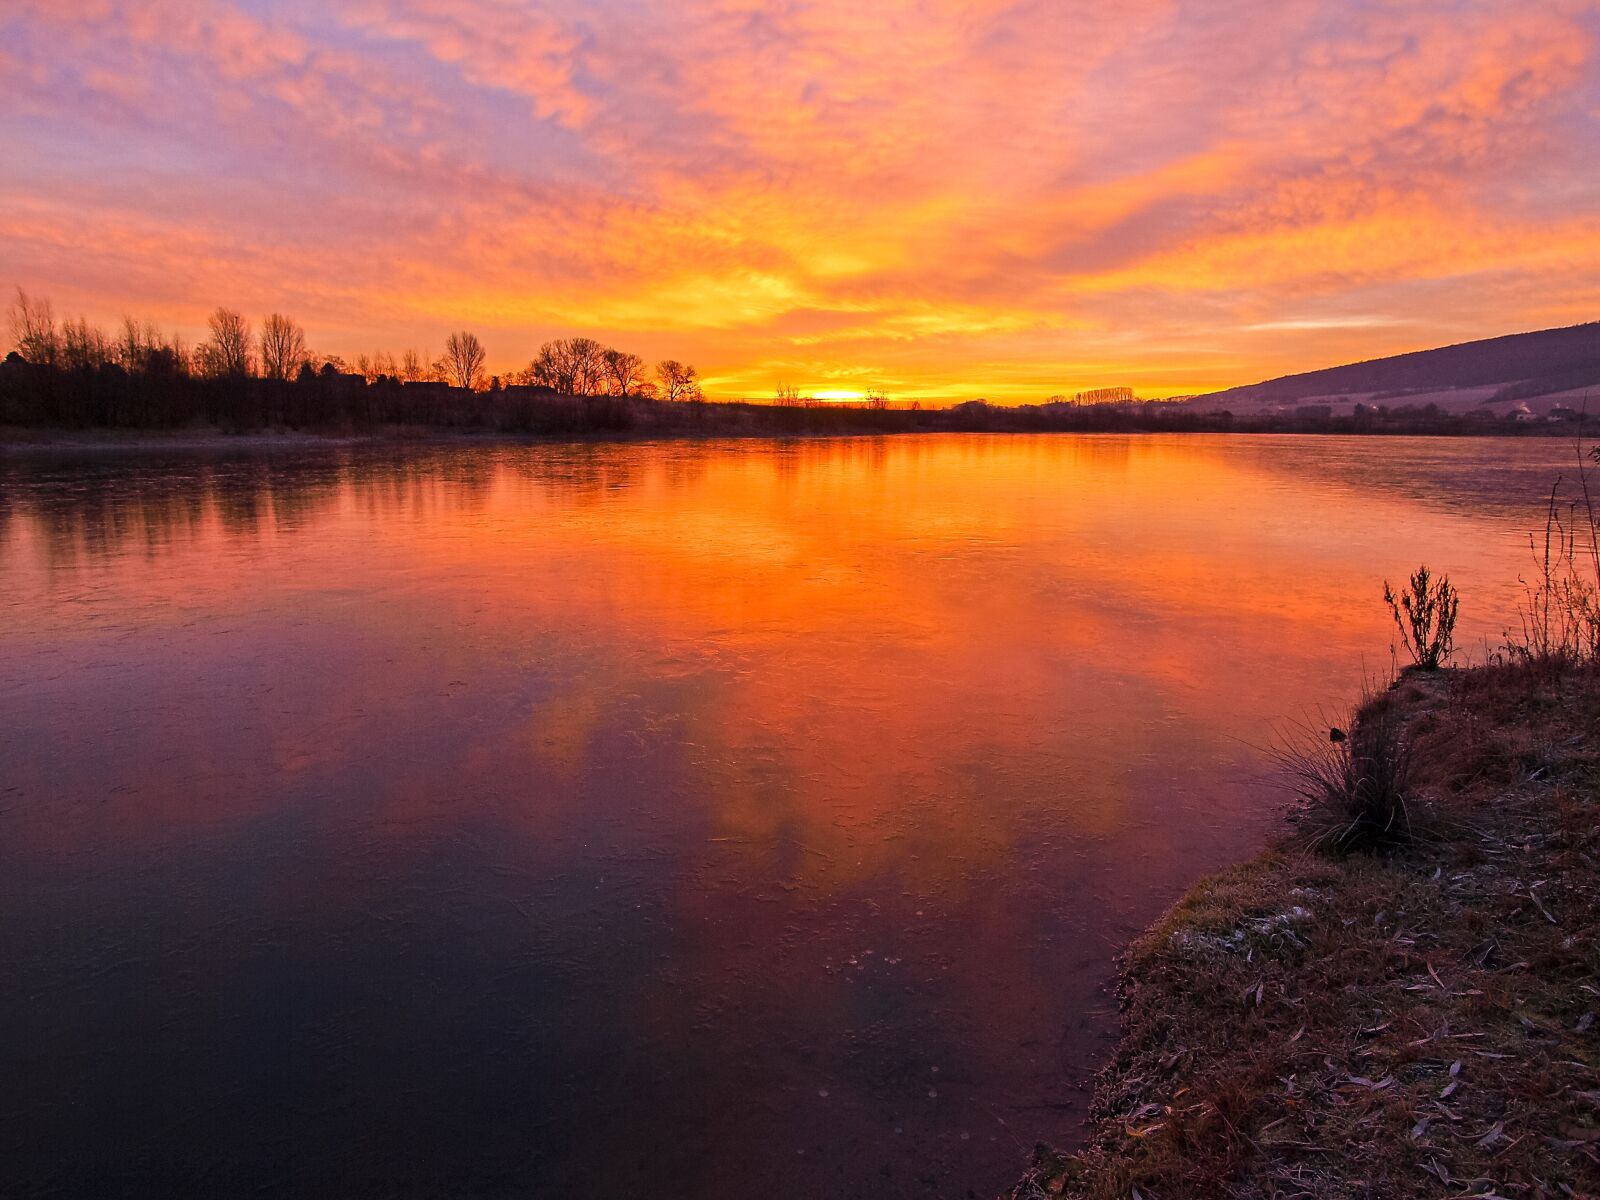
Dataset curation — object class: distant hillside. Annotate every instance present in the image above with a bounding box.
[1191,322,1600,413]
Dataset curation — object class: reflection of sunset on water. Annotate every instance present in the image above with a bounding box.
[0,434,1578,1197]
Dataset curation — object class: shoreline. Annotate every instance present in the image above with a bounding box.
[1,422,1589,454]
[1009,663,1600,1198]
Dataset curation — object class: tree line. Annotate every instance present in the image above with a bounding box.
[8,288,1588,441]
[4,289,703,400]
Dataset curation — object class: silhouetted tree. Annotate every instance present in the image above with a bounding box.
[60,316,113,371]
[572,339,607,394]
[441,331,486,390]
[8,288,61,365]
[400,349,428,383]
[656,359,701,402]
[117,317,170,373]
[260,313,308,381]
[519,346,559,391]
[198,308,254,378]
[356,349,397,383]
[601,348,647,396]
[157,334,192,378]
[523,337,605,394]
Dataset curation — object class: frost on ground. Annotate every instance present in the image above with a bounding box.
[1011,663,1600,1200]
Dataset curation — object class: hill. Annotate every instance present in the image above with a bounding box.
[1189,321,1600,415]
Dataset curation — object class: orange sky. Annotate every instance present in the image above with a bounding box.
[3,0,1598,402]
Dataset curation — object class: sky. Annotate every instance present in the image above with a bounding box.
[2,0,1598,402]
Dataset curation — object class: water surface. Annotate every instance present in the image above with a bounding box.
[0,433,1581,1199]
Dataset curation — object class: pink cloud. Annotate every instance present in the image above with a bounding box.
[1,0,1595,399]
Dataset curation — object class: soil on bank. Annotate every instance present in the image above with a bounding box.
[1012,663,1600,1199]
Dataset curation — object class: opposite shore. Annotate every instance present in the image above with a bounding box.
[2,407,1595,451]
[4,340,1597,446]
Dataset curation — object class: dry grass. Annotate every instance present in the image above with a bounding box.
[1270,687,1418,856]
[1510,475,1600,667]
[1011,662,1600,1200]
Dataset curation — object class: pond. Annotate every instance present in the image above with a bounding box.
[0,433,1583,1198]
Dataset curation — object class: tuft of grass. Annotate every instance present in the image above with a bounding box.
[1384,565,1460,671]
[1270,688,1416,856]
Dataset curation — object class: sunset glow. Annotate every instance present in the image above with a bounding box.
[3,0,1598,400]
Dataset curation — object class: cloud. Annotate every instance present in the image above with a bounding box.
[1,0,1596,399]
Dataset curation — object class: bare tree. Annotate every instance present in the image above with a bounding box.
[161,334,193,377]
[117,317,169,373]
[60,316,114,371]
[8,288,61,365]
[400,349,427,383]
[442,331,486,390]
[116,317,142,371]
[259,313,307,381]
[198,308,254,377]
[523,337,606,394]
[573,339,607,394]
[601,348,647,396]
[355,350,398,382]
[520,345,561,391]
[656,359,702,403]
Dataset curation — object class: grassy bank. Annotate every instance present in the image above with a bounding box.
[1012,662,1600,1199]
